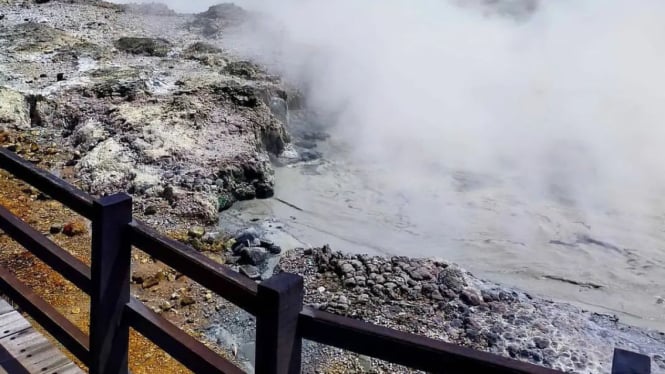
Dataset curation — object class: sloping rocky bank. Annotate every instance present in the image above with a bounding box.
[200,240,665,373]
[0,0,302,228]
[277,247,665,373]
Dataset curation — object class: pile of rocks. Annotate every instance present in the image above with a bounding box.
[307,246,473,317]
[224,229,282,280]
[278,246,665,373]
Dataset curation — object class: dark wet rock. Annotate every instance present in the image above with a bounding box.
[421,282,436,294]
[216,157,281,202]
[481,289,499,302]
[114,37,171,57]
[258,238,273,248]
[343,277,357,288]
[267,243,282,254]
[437,266,466,292]
[240,247,267,266]
[430,290,444,301]
[217,193,235,211]
[233,230,259,251]
[460,289,483,306]
[534,337,550,349]
[144,205,157,215]
[225,255,240,265]
[339,262,354,275]
[499,291,518,303]
[231,240,247,255]
[408,267,433,281]
[484,331,501,347]
[490,301,508,314]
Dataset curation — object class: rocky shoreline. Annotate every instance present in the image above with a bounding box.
[279,247,665,373]
[0,0,310,228]
[1,0,664,373]
[191,237,665,373]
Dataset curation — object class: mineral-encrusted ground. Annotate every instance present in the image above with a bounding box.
[0,0,297,227]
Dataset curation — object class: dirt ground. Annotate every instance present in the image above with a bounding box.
[0,129,229,373]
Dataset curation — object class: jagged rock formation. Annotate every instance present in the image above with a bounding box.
[0,0,295,225]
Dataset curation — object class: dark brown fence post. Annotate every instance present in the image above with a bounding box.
[255,272,304,374]
[612,348,651,374]
[90,193,133,374]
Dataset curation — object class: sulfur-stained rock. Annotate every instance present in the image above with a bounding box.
[62,220,87,236]
[0,87,30,130]
[180,295,196,307]
[114,37,171,57]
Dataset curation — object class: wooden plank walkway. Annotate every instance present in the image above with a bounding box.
[0,299,83,374]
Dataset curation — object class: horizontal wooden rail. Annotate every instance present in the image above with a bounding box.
[129,220,259,315]
[0,148,94,219]
[0,204,91,294]
[0,265,90,364]
[298,307,561,374]
[125,298,243,374]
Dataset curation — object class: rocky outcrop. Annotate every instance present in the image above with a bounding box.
[0,22,103,64]
[188,3,248,37]
[0,86,30,130]
[119,2,175,16]
[183,41,226,67]
[114,37,171,57]
[0,0,295,226]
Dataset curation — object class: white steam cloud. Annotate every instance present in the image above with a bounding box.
[108,0,665,325]
[116,0,665,247]
[223,0,665,219]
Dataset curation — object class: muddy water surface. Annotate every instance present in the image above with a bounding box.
[221,137,665,332]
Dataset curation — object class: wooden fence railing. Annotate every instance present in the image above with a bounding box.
[0,147,651,374]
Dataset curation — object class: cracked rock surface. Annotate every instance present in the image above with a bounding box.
[0,0,293,226]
